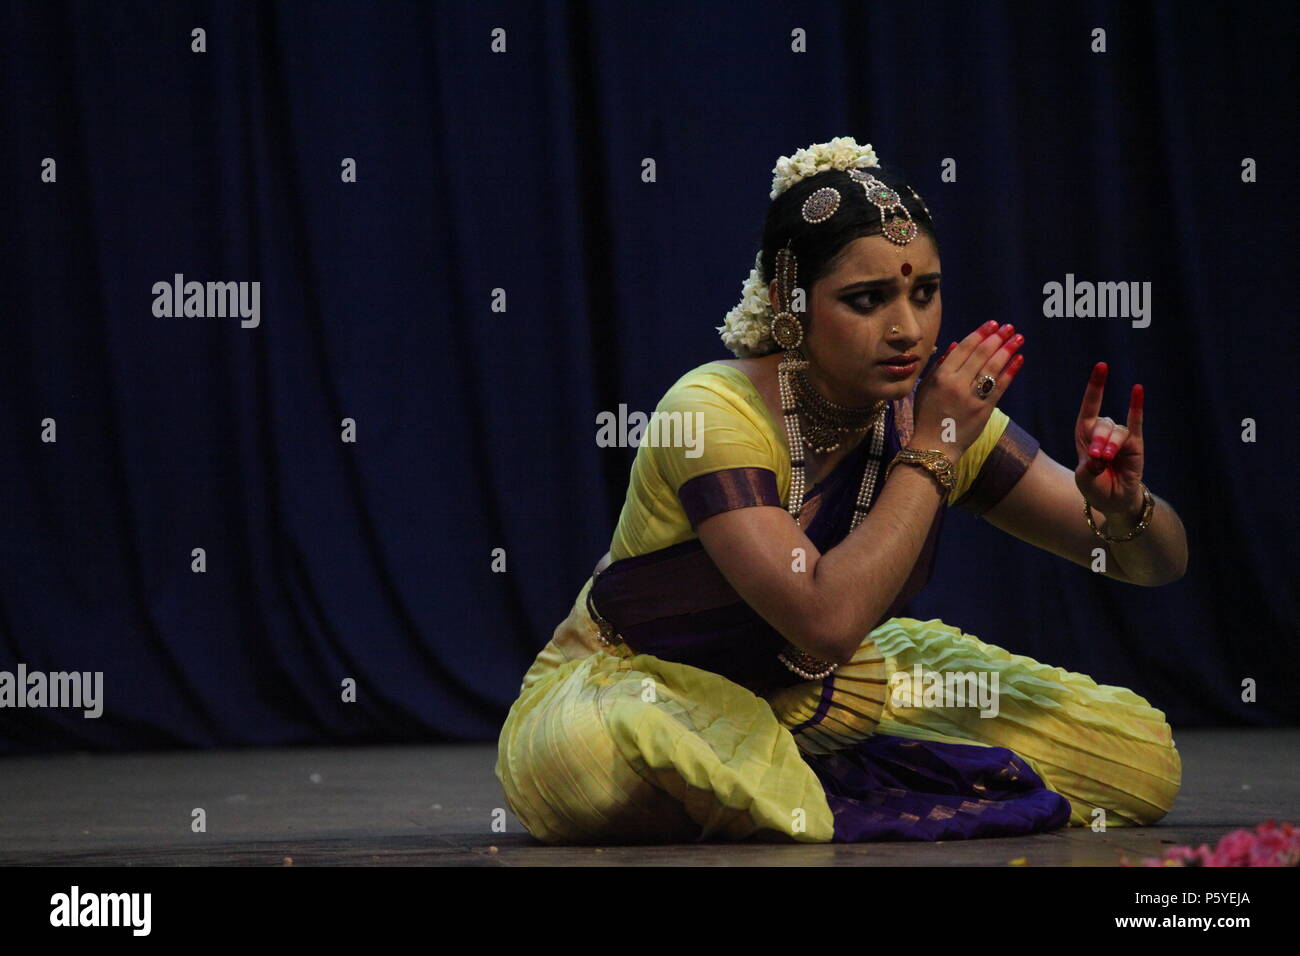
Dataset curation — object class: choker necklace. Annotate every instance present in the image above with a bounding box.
[776,345,889,532]
[776,346,889,680]
[790,362,888,454]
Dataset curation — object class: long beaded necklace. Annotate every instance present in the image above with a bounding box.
[777,346,889,530]
[775,346,889,679]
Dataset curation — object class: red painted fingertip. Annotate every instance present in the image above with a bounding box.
[1132,383,1144,407]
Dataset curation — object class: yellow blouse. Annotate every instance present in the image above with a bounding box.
[609,362,1019,562]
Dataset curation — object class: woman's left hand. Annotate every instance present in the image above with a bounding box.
[1074,362,1146,519]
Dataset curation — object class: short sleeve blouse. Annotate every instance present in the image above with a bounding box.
[608,363,1038,562]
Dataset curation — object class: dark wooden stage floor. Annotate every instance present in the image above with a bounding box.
[1,728,1294,866]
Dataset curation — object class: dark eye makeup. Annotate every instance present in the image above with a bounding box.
[843,281,939,314]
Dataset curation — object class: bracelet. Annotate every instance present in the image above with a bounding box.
[885,447,956,495]
[1084,482,1154,542]
[777,643,838,680]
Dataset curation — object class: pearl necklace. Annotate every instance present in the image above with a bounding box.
[775,347,889,680]
[776,347,888,530]
[790,362,888,454]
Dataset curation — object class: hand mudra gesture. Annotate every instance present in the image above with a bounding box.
[1074,361,1146,516]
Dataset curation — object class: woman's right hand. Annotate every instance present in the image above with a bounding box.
[909,320,1025,457]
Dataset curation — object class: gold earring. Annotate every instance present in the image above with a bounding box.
[770,244,805,350]
[773,312,804,349]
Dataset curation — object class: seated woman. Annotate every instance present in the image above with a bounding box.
[495,137,1188,844]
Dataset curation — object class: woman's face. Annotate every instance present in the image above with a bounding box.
[783,232,942,405]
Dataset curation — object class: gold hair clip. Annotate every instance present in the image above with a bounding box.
[801,187,842,223]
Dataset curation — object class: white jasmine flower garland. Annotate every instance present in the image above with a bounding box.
[718,137,882,357]
[716,251,776,358]
[770,136,879,200]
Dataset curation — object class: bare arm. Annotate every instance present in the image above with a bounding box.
[982,447,1187,585]
[696,464,945,664]
[981,361,1188,586]
[694,321,1024,664]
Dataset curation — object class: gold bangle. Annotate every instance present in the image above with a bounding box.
[885,447,956,494]
[1084,482,1154,542]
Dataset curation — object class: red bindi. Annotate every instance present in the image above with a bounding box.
[901,262,912,276]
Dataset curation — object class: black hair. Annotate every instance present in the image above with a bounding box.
[759,164,939,293]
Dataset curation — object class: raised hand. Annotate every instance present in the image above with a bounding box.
[915,320,1025,456]
[1074,362,1145,518]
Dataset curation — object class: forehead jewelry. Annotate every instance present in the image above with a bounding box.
[907,185,932,222]
[847,168,917,245]
[797,173,928,246]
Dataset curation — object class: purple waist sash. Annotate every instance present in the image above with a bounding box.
[589,537,800,693]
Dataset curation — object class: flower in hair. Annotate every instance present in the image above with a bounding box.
[720,137,885,358]
[770,136,879,199]
[716,250,776,357]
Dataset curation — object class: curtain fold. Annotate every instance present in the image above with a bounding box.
[0,0,1294,753]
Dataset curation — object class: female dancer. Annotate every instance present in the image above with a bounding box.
[496,137,1187,844]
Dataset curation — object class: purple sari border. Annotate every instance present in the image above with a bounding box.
[678,467,781,529]
[808,734,1073,842]
[952,419,1041,517]
[787,672,837,736]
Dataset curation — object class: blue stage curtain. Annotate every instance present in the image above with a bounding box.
[0,0,1295,752]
